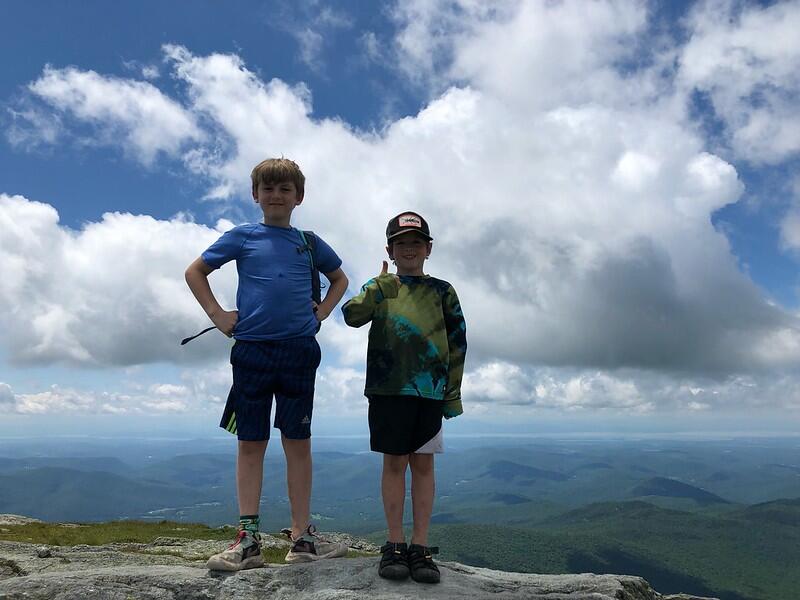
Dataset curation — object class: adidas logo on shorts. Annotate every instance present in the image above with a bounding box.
[300,415,310,425]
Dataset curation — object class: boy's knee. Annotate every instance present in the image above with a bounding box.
[383,453,409,473]
[238,439,268,456]
[409,453,434,475]
[281,437,312,464]
[281,436,311,451]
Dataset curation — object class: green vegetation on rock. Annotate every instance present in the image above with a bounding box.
[0,520,235,546]
[0,520,373,565]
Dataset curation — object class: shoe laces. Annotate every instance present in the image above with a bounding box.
[229,529,248,549]
[302,523,318,539]
[294,523,321,543]
[282,524,321,542]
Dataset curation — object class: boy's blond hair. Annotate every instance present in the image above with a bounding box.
[250,158,306,197]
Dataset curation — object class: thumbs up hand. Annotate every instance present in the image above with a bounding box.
[376,261,400,299]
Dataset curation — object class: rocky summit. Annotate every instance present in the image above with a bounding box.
[0,517,716,600]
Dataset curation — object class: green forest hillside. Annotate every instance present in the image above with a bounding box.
[413,500,800,600]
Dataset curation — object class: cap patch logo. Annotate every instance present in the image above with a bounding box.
[399,214,422,228]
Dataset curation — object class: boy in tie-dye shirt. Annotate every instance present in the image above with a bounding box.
[342,211,467,584]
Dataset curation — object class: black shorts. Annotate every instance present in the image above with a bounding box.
[219,337,321,441]
[368,395,443,455]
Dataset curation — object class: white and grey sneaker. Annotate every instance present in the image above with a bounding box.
[284,524,348,563]
[206,529,264,571]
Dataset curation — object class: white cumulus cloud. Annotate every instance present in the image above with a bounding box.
[0,193,238,366]
[679,0,800,164]
[27,65,203,165]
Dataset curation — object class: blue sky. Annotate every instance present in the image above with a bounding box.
[2,0,800,437]
[0,1,419,227]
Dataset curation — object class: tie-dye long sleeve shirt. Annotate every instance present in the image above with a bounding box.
[341,274,467,418]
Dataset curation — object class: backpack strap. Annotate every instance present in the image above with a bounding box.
[297,229,322,306]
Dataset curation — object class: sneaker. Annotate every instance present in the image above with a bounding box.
[206,529,264,571]
[378,541,409,580]
[407,543,440,584]
[284,524,348,563]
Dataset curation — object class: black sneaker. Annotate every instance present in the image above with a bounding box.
[407,543,440,584]
[378,541,409,580]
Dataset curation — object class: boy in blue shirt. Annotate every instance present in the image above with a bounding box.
[185,158,349,570]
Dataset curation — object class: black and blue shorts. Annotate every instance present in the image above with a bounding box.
[219,337,321,441]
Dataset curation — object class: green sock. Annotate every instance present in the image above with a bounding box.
[239,514,259,535]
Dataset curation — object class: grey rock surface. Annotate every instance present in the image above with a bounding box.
[0,539,718,600]
[280,530,380,553]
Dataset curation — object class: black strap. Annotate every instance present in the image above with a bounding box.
[297,229,322,305]
[409,545,439,559]
[180,326,216,345]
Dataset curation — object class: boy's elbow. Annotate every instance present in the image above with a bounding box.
[341,306,354,326]
[341,305,364,328]
[185,264,200,285]
[185,258,212,284]
[329,268,348,288]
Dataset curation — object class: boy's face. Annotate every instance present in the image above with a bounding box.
[253,180,303,226]
[387,232,432,275]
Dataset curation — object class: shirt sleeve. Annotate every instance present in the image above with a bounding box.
[341,275,397,327]
[313,234,343,274]
[201,225,249,269]
[442,284,467,418]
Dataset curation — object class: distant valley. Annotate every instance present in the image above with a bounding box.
[1,435,799,600]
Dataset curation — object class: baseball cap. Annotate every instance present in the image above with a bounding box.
[386,211,433,242]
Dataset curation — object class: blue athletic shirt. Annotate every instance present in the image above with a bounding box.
[201,223,342,340]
